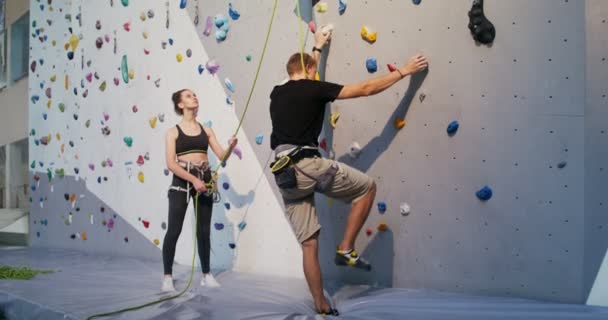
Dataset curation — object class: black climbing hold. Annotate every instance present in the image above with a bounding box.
[468,0,495,45]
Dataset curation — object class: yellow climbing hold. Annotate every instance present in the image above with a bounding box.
[361,26,377,43]
[56,133,61,141]
[394,118,406,129]
[315,2,328,12]
[50,75,57,82]
[46,100,52,109]
[81,232,87,240]
[52,40,57,46]
[69,34,80,50]
[142,31,149,39]
[140,12,147,21]
[327,198,333,206]
[176,53,183,62]
[329,112,340,129]
[149,116,158,129]
[315,71,320,81]
[138,171,145,183]
[128,70,135,80]
[65,75,69,90]
[154,238,160,246]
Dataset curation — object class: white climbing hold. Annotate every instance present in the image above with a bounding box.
[348,142,361,159]
[400,202,411,216]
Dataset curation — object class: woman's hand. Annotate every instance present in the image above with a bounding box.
[228,136,238,149]
[192,178,207,193]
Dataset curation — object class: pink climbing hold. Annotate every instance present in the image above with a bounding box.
[123,22,131,31]
[319,138,327,152]
[142,220,150,228]
[308,21,316,33]
[136,155,145,165]
[387,63,397,72]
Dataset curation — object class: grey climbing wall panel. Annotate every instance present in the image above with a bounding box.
[184,0,605,303]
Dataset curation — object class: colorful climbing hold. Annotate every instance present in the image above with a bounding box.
[176,53,183,62]
[121,0,128,7]
[366,58,378,73]
[214,223,225,231]
[377,223,388,231]
[198,64,205,74]
[361,26,377,43]
[400,202,411,216]
[180,0,187,9]
[228,3,240,20]
[339,0,347,15]
[255,134,263,145]
[329,112,340,129]
[206,60,220,75]
[137,172,145,183]
[245,54,252,62]
[224,78,235,92]
[394,118,406,129]
[476,185,493,201]
[447,120,459,136]
[377,202,387,213]
[121,55,129,84]
[203,16,213,36]
[316,2,328,12]
[123,136,133,147]
[238,221,247,231]
[308,21,316,33]
[222,182,230,190]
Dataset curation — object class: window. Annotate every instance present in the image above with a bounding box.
[10,11,28,83]
[0,139,29,210]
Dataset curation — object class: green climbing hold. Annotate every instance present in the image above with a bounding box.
[55,168,65,178]
[30,160,36,169]
[121,0,129,7]
[58,103,66,112]
[121,55,129,84]
[46,168,52,181]
[123,136,133,147]
[246,54,252,62]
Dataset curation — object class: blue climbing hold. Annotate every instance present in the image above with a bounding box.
[377,202,387,213]
[255,134,264,145]
[168,38,174,45]
[214,223,224,231]
[179,0,187,9]
[366,58,378,73]
[447,120,459,136]
[224,202,231,210]
[198,64,205,74]
[557,161,567,169]
[339,0,347,15]
[215,29,227,42]
[43,113,48,120]
[228,243,236,249]
[214,14,228,28]
[203,120,213,128]
[476,186,493,201]
[413,0,422,5]
[228,3,240,20]
[222,182,230,190]
[238,221,247,231]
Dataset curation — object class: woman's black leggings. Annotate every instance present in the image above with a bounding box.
[162,174,213,275]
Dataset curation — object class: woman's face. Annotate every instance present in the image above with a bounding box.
[179,90,199,112]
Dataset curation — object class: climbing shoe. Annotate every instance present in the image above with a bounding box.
[334,248,371,271]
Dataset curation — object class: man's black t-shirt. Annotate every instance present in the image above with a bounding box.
[269,79,344,150]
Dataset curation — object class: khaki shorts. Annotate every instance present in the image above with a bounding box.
[279,156,374,243]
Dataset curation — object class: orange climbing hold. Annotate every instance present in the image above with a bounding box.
[394,118,406,129]
[377,223,388,231]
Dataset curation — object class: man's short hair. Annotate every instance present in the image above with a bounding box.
[286,52,316,76]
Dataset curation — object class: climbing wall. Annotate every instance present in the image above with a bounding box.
[584,0,608,307]
[194,0,606,304]
[28,0,608,305]
[27,0,302,278]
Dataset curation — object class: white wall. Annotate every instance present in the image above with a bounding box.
[29,0,301,278]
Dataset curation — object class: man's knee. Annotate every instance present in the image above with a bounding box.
[301,231,320,250]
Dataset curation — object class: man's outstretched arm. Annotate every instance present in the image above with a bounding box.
[338,54,428,99]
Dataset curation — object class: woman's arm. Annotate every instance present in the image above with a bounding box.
[205,127,237,161]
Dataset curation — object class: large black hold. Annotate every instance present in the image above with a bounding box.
[468,0,495,44]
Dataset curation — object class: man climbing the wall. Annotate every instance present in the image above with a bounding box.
[269,28,428,316]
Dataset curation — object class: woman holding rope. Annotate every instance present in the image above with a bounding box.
[161,88,238,292]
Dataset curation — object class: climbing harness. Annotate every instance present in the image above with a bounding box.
[169,160,221,203]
